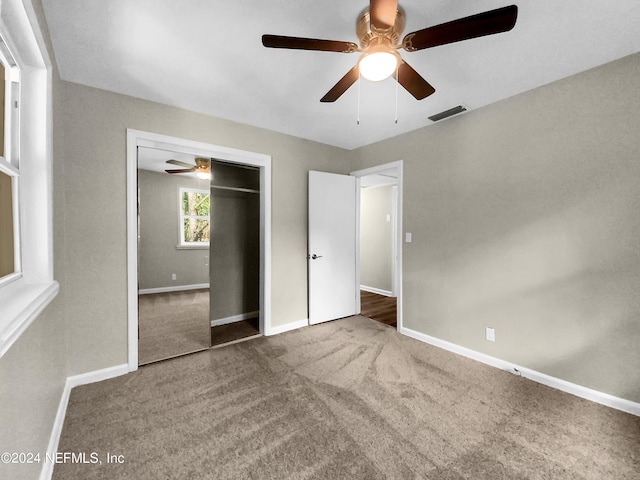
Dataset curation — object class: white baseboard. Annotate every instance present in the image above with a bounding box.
[360,285,394,297]
[41,364,129,480]
[138,283,209,295]
[211,311,260,327]
[264,318,308,336]
[400,327,640,417]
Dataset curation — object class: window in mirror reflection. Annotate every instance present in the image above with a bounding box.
[179,187,210,247]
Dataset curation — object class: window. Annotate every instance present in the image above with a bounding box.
[179,187,210,247]
[0,0,58,358]
[0,37,20,284]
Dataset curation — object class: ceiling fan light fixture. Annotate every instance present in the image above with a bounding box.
[262,3,518,101]
[196,171,211,180]
[358,48,399,82]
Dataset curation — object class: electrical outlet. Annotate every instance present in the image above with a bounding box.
[485,327,495,342]
[171,273,177,281]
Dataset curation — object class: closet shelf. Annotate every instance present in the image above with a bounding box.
[211,185,259,194]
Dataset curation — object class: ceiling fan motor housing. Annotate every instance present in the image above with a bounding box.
[356,7,406,49]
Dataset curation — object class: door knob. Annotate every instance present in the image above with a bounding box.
[308,254,323,260]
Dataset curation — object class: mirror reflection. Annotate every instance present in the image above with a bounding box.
[137,149,261,365]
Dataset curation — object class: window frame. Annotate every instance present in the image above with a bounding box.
[0,0,58,359]
[178,186,210,248]
[0,35,21,286]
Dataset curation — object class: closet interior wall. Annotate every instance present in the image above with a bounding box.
[209,161,261,324]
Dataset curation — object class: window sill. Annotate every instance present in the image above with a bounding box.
[0,279,59,358]
[175,245,210,250]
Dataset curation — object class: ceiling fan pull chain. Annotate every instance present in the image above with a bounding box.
[357,70,361,125]
[395,65,399,124]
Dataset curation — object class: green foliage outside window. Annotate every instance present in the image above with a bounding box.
[181,189,210,244]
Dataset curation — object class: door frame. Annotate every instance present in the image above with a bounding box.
[126,129,272,372]
[350,160,403,330]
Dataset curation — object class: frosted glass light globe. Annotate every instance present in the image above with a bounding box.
[359,50,399,81]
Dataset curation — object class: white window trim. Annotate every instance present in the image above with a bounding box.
[0,0,58,358]
[178,186,210,248]
[0,32,22,286]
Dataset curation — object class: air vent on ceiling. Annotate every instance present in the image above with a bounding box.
[428,105,468,122]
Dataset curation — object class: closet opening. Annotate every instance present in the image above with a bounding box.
[127,129,271,370]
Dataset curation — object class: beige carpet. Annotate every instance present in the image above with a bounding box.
[54,316,640,479]
[138,290,211,365]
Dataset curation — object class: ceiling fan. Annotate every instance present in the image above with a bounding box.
[262,0,518,102]
[165,158,211,179]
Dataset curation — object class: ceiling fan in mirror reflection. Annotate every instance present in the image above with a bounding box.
[165,158,211,180]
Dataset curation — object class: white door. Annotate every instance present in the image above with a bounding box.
[308,171,357,325]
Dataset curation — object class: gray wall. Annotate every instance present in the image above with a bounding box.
[0,4,68,479]
[352,53,640,403]
[138,169,210,290]
[0,302,67,480]
[360,185,393,293]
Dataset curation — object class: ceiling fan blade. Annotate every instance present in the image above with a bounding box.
[402,5,518,51]
[395,61,435,100]
[320,65,360,103]
[165,168,196,174]
[262,35,358,53]
[370,0,398,30]
[166,159,195,168]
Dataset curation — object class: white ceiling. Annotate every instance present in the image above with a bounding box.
[42,0,640,150]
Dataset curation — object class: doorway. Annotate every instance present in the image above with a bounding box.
[306,162,403,329]
[126,130,272,372]
[352,161,402,330]
[208,160,262,347]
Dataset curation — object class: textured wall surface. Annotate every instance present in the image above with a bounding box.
[138,169,210,290]
[352,53,640,403]
[360,185,394,292]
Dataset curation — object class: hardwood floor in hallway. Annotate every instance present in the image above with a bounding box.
[211,317,260,347]
[360,290,397,328]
